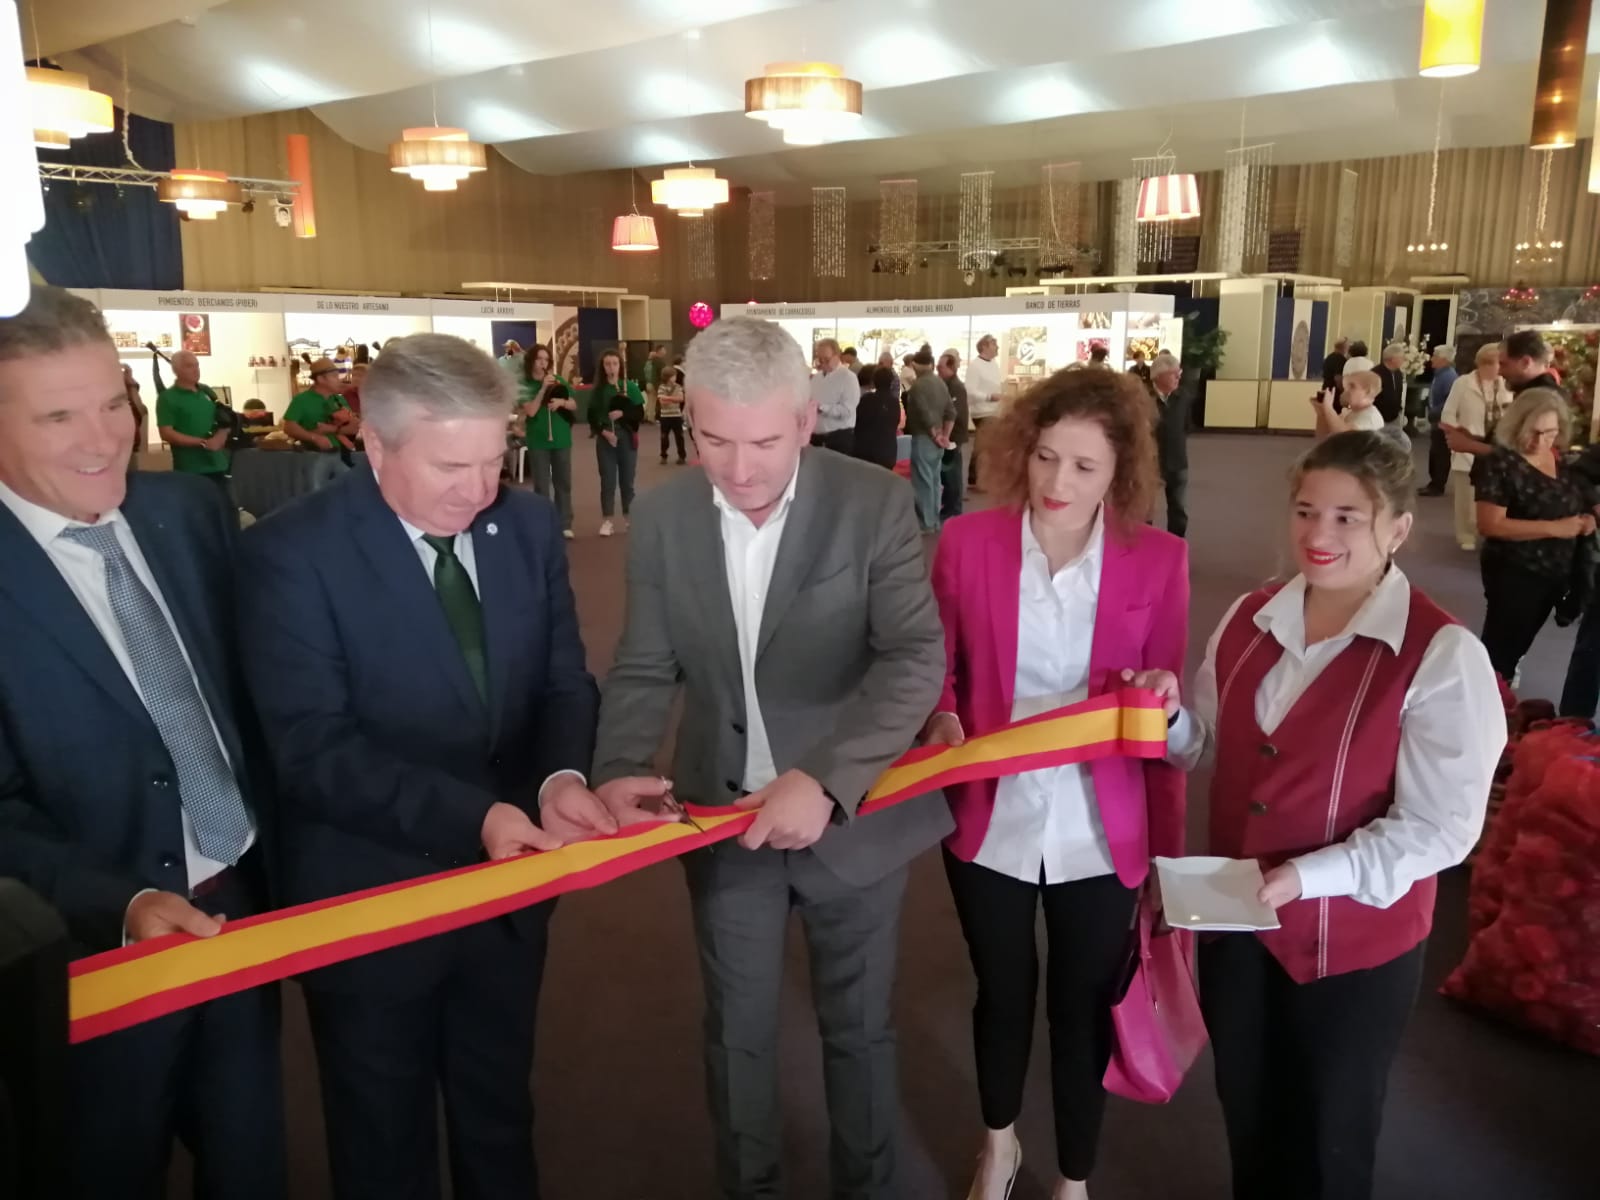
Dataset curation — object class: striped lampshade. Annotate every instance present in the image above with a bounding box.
[611,212,659,252]
[1135,173,1200,222]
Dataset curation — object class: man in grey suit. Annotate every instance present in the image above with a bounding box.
[551,317,949,1199]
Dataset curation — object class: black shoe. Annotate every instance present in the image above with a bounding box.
[1417,487,1445,497]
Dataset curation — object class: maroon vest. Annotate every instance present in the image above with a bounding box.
[1210,585,1454,983]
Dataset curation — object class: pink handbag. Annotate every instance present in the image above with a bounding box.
[1103,896,1208,1103]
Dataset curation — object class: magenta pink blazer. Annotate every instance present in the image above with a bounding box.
[931,506,1190,887]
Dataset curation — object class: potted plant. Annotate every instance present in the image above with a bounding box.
[1179,313,1227,424]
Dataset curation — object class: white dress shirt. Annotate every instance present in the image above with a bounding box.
[712,466,801,792]
[0,480,254,891]
[966,354,1004,420]
[810,365,861,434]
[972,509,1118,884]
[1168,568,1505,907]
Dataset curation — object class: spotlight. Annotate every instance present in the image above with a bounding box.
[240,199,256,214]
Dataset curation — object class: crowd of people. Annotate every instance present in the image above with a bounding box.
[0,284,1555,1200]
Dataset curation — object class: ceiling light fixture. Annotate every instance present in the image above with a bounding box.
[612,172,659,251]
[745,61,863,146]
[157,168,243,220]
[1135,171,1200,223]
[1418,0,1485,78]
[1528,0,1591,150]
[652,165,728,218]
[27,66,114,149]
[389,127,487,191]
[391,2,488,191]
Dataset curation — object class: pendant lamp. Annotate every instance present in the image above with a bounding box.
[1135,172,1200,222]
[745,62,863,146]
[652,166,729,218]
[612,213,659,252]
[1529,0,1591,150]
[157,169,244,220]
[1418,0,1485,78]
[27,65,114,149]
[389,127,487,191]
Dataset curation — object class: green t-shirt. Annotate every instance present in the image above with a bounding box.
[284,389,343,451]
[520,376,573,451]
[155,385,228,475]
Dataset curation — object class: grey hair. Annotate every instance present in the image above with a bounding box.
[814,337,841,358]
[361,332,515,443]
[684,318,810,411]
[976,333,998,352]
[0,285,111,362]
[1432,344,1455,361]
[1495,387,1572,451]
[1382,341,1407,360]
[1151,351,1181,375]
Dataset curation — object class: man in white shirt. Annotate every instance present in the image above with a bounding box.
[965,334,1004,491]
[583,317,949,1199]
[0,286,284,1198]
[235,333,634,1200]
[809,336,861,456]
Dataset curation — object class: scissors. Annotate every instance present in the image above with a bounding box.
[652,783,705,834]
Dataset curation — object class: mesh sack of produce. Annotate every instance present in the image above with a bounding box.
[1443,752,1600,1055]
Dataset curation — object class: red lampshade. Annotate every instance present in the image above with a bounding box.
[611,212,659,252]
[1135,173,1201,222]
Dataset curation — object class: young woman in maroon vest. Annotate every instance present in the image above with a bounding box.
[925,368,1189,1200]
[1132,431,1504,1200]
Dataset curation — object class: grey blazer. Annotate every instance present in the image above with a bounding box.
[592,448,953,887]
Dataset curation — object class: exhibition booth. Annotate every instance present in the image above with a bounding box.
[725,293,1182,396]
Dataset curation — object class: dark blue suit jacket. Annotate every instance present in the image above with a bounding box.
[0,472,265,955]
[235,465,597,994]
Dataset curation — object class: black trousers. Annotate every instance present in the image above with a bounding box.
[659,416,687,462]
[1480,557,1567,682]
[939,445,966,520]
[1163,468,1189,538]
[68,863,285,1200]
[942,850,1136,1182]
[811,428,855,456]
[1560,592,1600,718]
[306,909,550,1200]
[1425,424,1451,492]
[1200,936,1424,1200]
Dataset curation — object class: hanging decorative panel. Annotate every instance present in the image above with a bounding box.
[811,186,847,277]
[1218,142,1273,274]
[878,179,918,274]
[958,171,996,271]
[1113,177,1138,276]
[1038,162,1081,271]
[747,191,775,280]
[689,209,717,280]
[1334,168,1358,271]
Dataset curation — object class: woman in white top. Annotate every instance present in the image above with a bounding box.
[925,366,1190,1200]
[1311,369,1385,437]
[1130,431,1504,1200]
[966,334,1006,491]
[1439,343,1513,551]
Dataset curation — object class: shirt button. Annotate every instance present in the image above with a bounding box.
[1249,801,1270,816]
[731,721,746,735]
[1259,743,1279,758]
[158,853,180,870]
[151,775,171,788]
[725,779,740,793]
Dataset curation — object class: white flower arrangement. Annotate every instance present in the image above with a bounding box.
[1400,340,1431,379]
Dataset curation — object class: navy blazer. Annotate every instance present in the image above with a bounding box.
[235,465,598,993]
[0,472,266,955]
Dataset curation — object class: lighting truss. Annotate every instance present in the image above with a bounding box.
[37,162,301,200]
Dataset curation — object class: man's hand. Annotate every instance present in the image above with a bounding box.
[608,409,625,422]
[1257,863,1303,910]
[1442,423,1488,455]
[923,712,965,747]
[1120,668,1181,717]
[125,890,224,942]
[736,769,834,851]
[481,800,562,859]
[602,429,618,446]
[595,776,681,827]
[204,428,229,450]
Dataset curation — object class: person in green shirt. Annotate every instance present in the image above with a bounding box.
[588,349,644,536]
[284,358,354,454]
[155,349,230,489]
[519,344,576,537]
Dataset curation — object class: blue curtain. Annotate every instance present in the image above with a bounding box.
[30,108,182,290]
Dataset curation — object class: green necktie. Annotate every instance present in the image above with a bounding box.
[421,533,487,702]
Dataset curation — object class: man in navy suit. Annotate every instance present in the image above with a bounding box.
[236,333,656,1200]
[0,285,284,1198]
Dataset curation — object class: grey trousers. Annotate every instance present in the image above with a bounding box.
[684,843,909,1200]
[526,446,572,529]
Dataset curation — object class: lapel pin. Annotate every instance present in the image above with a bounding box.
[486,523,498,536]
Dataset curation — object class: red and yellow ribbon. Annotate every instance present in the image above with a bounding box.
[68,689,1167,1043]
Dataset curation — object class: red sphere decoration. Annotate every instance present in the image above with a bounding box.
[689,301,713,329]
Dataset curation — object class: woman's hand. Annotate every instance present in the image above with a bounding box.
[922,712,965,747]
[1550,514,1594,538]
[1119,668,1181,717]
[1257,863,1303,909]
[601,429,618,447]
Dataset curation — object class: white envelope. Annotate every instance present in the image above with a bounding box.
[1154,856,1283,932]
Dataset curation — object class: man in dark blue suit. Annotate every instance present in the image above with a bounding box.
[0,286,284,1198]
[236,333,649,1200]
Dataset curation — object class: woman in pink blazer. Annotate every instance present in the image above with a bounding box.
[924,366,1190,1200]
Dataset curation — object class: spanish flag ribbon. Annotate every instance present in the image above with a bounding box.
[68,689,1168,1043]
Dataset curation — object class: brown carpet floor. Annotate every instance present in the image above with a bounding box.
[197,433,1600,1199]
